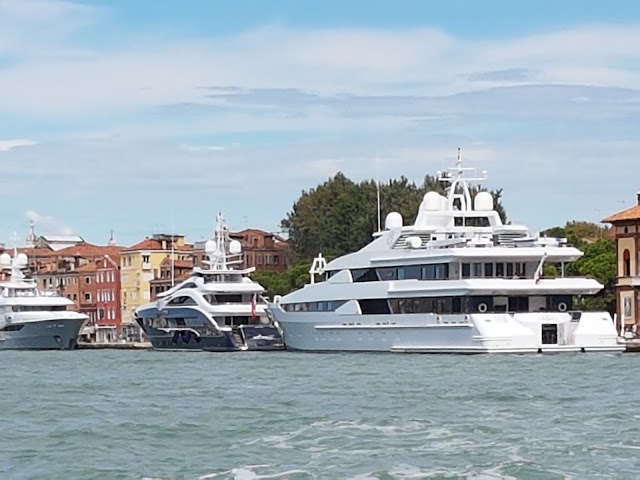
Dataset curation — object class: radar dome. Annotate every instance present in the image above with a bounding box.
[406,236,422,249]
[205,240,217,254]
[229,240,242,255]
[423,191,444,211]
[16,253,28,266]
[474,191,494,211]
[385,212,403,230]
[0,253,10,266]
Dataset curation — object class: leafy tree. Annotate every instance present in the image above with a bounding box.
[282,172,506,261]
[251,260,315,300]
[541,222,616,312]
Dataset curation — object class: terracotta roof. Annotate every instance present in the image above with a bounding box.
[76,262,97,273]
[602,205,640,223]
[55,243,124,258]
[15,246,55,257]
[124,238,162,251]
[160,257,193,268]
[124,237,193,252]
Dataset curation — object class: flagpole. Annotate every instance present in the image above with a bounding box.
[376,154,381,233]
[170,209,175,288]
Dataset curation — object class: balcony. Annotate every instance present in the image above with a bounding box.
[142,262,151,270]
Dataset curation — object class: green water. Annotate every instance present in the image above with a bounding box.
[1,351,639,479]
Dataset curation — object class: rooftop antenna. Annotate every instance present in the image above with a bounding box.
[438,147,488,212]
[376,154,381,233]
[170,209,175,288]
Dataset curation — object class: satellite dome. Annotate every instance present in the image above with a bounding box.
[406,236,422,249]
[424,191,444,211]
[385,212,403,230]
[474,191,494,211]
[16,253,28,266]
[229,240,242,255]
[205,240,217,254]
[0,253,11,266]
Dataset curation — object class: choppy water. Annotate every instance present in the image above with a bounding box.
[2,351,640,479]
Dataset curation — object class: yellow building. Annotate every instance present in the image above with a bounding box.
[603,193,640,334]
[120,234,192,337]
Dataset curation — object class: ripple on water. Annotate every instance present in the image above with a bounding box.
[1,351,640,479]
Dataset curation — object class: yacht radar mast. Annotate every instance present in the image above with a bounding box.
[438,148,488,212]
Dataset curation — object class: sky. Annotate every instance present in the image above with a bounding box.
[2,0,640,246]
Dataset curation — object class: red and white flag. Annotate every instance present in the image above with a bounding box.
[251,293,257,319]
[533,252,547,284]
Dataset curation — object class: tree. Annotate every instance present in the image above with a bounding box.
[541,222,616,312]
[251,260,315,300]
[282,172,507,261]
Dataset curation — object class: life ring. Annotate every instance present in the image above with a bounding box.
[478,303,488,313]
[558,302,568,312]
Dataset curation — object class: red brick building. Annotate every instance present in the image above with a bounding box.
[95,255,121,340]
[77,262,98,325]
[231,229,288,272]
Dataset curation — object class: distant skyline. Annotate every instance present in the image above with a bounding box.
[2,0,640,246]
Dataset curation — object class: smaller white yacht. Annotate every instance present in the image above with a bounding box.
[0,250,88,350]
[135,213,284,351]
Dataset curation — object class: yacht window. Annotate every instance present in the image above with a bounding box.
[358,299,391,315]
[397,266,421,280]
[168,296,195,305]
[494,296,508,312]
[435,264,449,279]
[506,263,514,278]
[472,263,483,277]
[377,268,397,281]
[433,298,452,314]
[514,263,526,278]
[508,297,529,312]
[495,263,505,277]
[422,265,436,280]
[461,263,471,278]
[216,294,243,303]
[351,269,379,283]
[484,263,493,277]
[454,217,463,227]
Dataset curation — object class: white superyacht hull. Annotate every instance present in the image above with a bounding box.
[0,317,88,350]
[270,309,624,354]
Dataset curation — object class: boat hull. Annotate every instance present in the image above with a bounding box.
[0,317,87,350]
[141,325,284,352]
[269,308,624,354]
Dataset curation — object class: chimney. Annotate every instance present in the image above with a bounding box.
[637,192,640,206]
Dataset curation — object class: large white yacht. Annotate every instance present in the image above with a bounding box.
[0,250,88,350]
[269,151,623,353]
[135,213,284,351]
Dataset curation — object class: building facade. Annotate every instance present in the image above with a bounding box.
[95,255,121,341]
[603,193,640,333]
[233,228,288,272]
[149,257,193,301]
[120,234,192,338]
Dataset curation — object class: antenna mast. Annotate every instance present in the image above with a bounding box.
[376,155,381,232]
[170,210,175,288]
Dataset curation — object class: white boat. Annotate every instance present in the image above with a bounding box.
[0,250,88,350]
[268,150,623,354]
[135,213,284,351]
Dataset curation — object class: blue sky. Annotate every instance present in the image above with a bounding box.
[1,0,640,246]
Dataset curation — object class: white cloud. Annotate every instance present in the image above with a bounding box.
[1,6,640,120]
[0,3,639,243]
[24,209,74,236]
[0,139,37,151]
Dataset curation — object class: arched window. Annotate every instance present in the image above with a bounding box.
[623,249,631,277]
